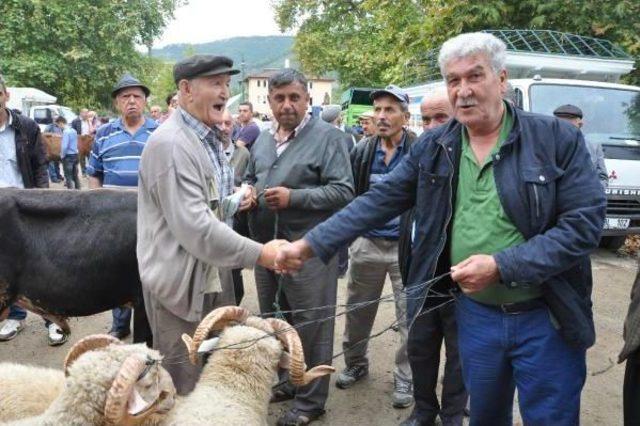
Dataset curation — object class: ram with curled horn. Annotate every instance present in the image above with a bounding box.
[162,306,334,425]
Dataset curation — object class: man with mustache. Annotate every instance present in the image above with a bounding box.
[244,68,354,425]
[338,85,415,409]
[276,32,605,425]
[87,73,158,340]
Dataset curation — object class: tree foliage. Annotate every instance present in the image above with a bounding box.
[272,0,640,87]
[0,0,185,110]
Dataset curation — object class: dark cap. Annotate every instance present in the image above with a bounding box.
[370,84,410,104]
[173,55,239,84]
[553,104,583,119]
[111,73,150,98]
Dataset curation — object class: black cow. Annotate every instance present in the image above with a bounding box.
[0,188,151,344]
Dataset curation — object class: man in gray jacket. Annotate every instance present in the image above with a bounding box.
[137,55,283,395]
[245,69,354,425]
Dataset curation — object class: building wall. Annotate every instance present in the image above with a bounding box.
[245,77,334,116]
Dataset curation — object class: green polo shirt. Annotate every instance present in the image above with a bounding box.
[451,106,542,304]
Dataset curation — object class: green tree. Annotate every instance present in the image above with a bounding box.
[0,0,186,110]
[273,0,640,86]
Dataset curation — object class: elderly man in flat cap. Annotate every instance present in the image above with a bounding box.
[137,55,284,394]
[87,73,158,340]
[553,104,608,187]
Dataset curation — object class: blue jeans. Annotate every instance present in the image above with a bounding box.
[8,305,51,327]
[111,307,132,333]
[455,295,585,426]
[48,161,62,182]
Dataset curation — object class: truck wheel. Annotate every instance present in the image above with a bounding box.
[599,236,627,250]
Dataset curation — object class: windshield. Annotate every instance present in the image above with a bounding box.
[529,84,640,145]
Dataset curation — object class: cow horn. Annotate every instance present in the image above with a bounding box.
[64,334,122,376]
[265,318,335,386]
[104,355,168,426]
[181,306,250,365]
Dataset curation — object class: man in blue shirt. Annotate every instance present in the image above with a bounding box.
[56,116,81,189]
[337,85,416,409]
[87,73,157,338]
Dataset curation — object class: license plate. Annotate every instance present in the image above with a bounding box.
[604,217,630,230]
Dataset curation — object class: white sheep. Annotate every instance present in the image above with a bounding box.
[2,334,176,426]
[162,306,335,426]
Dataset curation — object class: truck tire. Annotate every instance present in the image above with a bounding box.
[600,236,627,250]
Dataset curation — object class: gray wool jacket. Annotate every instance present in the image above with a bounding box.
[137,109,263,321]
[245,117,354,243]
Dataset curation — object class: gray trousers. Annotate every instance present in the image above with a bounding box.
[142,268,235,395]
[343,237,412,382]
[255,256,338,413]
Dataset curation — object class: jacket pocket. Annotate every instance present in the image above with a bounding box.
[522,165,564,230]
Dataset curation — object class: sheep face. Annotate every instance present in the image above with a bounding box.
[207,325,283,377]
[65,343,176,425]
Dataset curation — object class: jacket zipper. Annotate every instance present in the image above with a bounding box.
[410,141,455,330]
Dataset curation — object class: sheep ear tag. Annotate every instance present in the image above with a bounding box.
[198,336,220,354]
[279,351,291,369]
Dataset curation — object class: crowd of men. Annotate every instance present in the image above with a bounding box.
[0,31,639,426]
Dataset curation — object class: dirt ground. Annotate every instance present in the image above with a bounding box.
[0,234,637,425]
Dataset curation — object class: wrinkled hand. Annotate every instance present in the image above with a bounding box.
[451,254,500,294]
[258,239,289,270]
[264,187,290,210]
[238,185,257,212]
[275,239,314,274]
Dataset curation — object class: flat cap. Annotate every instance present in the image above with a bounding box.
[321,106,342,123]
[371,84,410,104]
[553,104,583,119]
[111,73,150,98]
[358,110,374,119]
[173,55,240,84]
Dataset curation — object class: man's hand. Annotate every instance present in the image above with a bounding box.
[451,254,500,294]
[257,239,289,270]
[264,187,290,210]
[275,239,314,274]
[238,185,257,212]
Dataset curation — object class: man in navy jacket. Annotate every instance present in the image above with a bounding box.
[276,32,605,426]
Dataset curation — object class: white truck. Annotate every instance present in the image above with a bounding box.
[6,87,77,131]
[403,30,640,249]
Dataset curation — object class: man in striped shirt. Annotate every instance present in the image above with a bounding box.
[87,73,157,339]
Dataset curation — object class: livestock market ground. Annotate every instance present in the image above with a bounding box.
[1,248,637,425]
[1,179,637,425]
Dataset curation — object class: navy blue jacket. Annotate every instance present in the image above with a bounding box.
[306,103,606,349]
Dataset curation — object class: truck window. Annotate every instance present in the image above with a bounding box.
[32,108,52,125]
[529,84,640,147]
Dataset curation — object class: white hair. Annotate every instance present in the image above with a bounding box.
[438,32,507,77]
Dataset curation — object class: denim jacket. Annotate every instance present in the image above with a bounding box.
[306,103,606,349]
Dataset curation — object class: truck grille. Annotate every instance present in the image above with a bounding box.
[607,198,640,216]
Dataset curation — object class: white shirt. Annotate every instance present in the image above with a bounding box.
[0,111,25,188]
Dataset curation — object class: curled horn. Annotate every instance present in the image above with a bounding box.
[181,306,250,365]
[104,355,168,426]
[266,318,335,386]
[63,334,122,376]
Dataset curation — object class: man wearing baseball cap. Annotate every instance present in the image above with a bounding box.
[137,55,284,394]
[338,84,417,409]
[87,72,157,340]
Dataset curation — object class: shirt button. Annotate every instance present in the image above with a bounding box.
[539,175,546,182]
[447,147,452,152]
[273,165,278,169]
[495,154,500,161]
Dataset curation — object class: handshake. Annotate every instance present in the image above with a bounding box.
[257,239,314,273]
